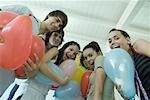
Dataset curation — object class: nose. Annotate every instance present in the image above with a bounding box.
[110,39,115,46]
[71,51,75,56]
[86,57,91,62]
[55,36,60,41]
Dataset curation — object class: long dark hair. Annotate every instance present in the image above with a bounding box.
[55,41,80,65]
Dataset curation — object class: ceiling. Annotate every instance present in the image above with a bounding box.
[0,0,149,51]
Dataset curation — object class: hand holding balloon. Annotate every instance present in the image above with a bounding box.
[35,61,66,86]
[16,36,45,77]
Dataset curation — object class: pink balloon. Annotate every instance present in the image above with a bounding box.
[59,59,77,78]
[0,15,32,70]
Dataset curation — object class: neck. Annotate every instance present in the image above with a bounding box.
[127,47,133,55]
[47,43,54,49]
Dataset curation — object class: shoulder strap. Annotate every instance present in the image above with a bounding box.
[135,70,149,100]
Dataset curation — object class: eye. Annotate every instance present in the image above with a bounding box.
[108,40,112,44]
[114,36,119,40]
[108,38,112,43]
[70,48,73,51]
[55,17,61,22]
[84,56,87,60]
[88,53,92,57]
[58,24,63,28]
[55,17,63,28]
[53,33,58,37]
[59,35,62,39]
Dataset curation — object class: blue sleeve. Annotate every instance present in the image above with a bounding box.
[0,5,32,15]
[0,5,40,35]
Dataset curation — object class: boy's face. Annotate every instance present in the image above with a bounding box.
[45,16,63,32]
[108,31,131,51]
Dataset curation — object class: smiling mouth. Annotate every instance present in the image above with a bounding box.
[66,53,72,59]
[113,46,120,49]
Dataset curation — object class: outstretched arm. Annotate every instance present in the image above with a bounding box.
[39,62,68,85]
[40,47,68,85]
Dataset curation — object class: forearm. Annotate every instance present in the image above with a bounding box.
[40,63,66,85]
[41,47,58,63]
[93,68,106,100]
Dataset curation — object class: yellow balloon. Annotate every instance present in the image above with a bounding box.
[71,53,87,83]
[71,66,86,84]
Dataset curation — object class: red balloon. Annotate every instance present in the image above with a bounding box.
[29,35,45,63]
[0,11,18,27]
[15,66,26,77]
[80,70,92,97]
[0,15,32,70]
[15,35,45,76]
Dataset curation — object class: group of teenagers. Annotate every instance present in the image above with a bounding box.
[0,5,150,100]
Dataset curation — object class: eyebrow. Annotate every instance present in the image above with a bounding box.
[109,35,118,40]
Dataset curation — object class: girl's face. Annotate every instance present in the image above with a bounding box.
[63,45,79,60]
[44,16,63,32]
[82,48,98,69]
[49,32,63,47]
[108,31,131,51]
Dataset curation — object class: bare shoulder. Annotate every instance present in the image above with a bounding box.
[133,39,150,57]
[133,39,149,48]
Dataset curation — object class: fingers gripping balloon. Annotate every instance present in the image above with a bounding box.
[16,35,45,76]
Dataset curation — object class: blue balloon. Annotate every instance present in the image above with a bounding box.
[35,61,66,85]
[54,80,82,100]
[103,48,136,99]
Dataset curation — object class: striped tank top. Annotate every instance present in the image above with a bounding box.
[132,49,150,99]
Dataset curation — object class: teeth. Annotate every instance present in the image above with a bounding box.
[114,46,120,48]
